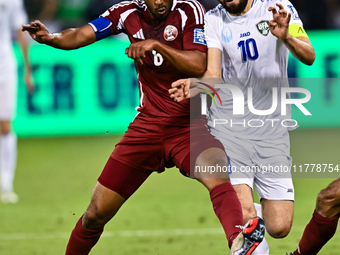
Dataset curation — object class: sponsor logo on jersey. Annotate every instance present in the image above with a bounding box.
[287,5,300,20]
[256,21,270,36]
[193,28,206,46]
[133,28,145,40]
[240,32,251,38]
[164,25,178,41]
[222,26,233,43]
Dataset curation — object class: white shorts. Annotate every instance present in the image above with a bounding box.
[0,65,17,120]
[211,129,294,201]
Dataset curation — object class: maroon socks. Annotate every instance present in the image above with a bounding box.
[293,210,338,255]
[65,217,103,255]
[65,182,244,253]
[210,182,244,247]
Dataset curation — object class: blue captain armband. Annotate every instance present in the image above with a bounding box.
[88,16,112,41]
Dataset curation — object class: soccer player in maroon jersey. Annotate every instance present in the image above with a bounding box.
[288,178,340,255]
[23,0,265,254]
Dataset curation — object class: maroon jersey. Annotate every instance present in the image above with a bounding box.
[91,0,206,118]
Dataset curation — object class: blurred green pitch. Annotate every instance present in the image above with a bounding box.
[0,128,339,255]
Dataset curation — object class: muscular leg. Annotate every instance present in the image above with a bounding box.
[261,199,293,238]
[233,184,257,225]
[193,147,244,247]
[316,178,340,218]
[83,182,126,229]
[233,185,269,255]
[0,120,18,203]
[66,183,125,255]
[293,179,340,255]
[65,158,150,255]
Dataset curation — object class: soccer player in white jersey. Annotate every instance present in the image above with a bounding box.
[0,0,34,203]
[170,0,315,253]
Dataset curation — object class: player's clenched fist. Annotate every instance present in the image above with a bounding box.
[125,39,159,65]
[22,21,52,44]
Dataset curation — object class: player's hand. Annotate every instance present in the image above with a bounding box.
[125,39,158,65]
[268,3,291,41]
[22,20,52,44]
[169,78,191,102]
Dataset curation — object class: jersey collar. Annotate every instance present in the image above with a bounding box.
[171,0,177,11]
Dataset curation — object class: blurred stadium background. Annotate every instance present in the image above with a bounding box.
[0,0,339,254]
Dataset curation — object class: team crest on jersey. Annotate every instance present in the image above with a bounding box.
[164,25,178,41]
[222,26,233,43]
[256,21,270,36]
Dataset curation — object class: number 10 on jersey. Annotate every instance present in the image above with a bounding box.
[238,38,259,62]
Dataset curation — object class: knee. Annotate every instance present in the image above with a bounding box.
[266,222,291,238]
[210,156,229,169]
[199,178,230,191]
[261,199,294,238]
[0,129,9,135]
[0,123,11,135]
[83,203,109,230]
[194,148,231,180]
[198,158,231,181]
[316,181,340,218]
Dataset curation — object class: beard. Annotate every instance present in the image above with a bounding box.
[219,0,248,15]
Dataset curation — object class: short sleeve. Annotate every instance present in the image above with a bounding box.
[98,5,127,35]
[280,0,304,27]
[90,2,141,37]
[204,12,223,51]
[181,1,207,52]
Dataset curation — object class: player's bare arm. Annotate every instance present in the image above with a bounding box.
[269,3,315,66]
[126,39,206,77]
[169,47,222,102]
[16,29,34,94]
[22,20,96,50]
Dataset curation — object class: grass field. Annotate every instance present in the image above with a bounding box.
[0,128,339,255]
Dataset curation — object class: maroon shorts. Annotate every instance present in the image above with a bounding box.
[98,113,225,198]
[111,113,223,173]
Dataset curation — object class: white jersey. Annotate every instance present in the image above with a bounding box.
[0,0,27,119]
[0,0,27,74]
[205,0,304,139]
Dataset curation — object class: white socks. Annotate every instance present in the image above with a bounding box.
[252,203,270,255]
[0,133,17,193]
